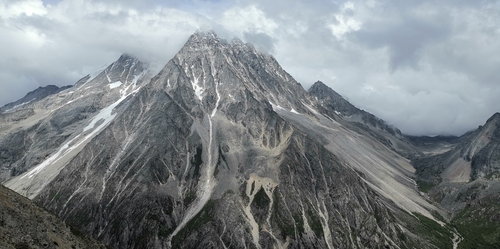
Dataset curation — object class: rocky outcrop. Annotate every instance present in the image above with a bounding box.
[0,184,107,249]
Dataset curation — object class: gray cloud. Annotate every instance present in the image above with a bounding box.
[1,0,499,136]
[243,32,275,53]
[354,16,451,70]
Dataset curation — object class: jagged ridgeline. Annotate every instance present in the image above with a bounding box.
[1,31,462,248]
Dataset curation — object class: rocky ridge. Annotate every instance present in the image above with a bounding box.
[1,85,72,114]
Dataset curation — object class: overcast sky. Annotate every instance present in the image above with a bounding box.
[1,0,499,136]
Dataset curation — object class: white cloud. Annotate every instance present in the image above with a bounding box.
[220,5,277,36]
[0,0,47,18]
[328,2,362,40]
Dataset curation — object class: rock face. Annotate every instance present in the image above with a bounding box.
[1,31,470,248]
[1,54,150,198]
[0,184,107,249]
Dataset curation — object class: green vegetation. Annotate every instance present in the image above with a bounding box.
[416,180,436,193]
[403,213,453,249]
[293,214,305,235]
[485,171,500,180]
[455,185,481,202]
[184,191,196,207]
[306,209,323,237]
[431,210,446,223]
[452,204,500,248]
[252,187,270,208]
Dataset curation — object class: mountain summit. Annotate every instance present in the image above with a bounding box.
[1,31,480,248]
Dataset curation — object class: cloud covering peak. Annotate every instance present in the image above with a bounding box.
[1,0,499,136]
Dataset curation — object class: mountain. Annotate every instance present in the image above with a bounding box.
[414,112,500,187]
[1,31,476,248]
[309,81,402,137]
[1,85,72,114]
[0,184,107,249]
[308,81,433,159]
[1,53,151,198]
[412,112,500,247]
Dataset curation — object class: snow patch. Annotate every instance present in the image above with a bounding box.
[211,81,220,118]
[184,63,205,101]
[25,78,145,180]
[105,68,112,83]
[302,102,319,115]
[271,102,301,115]
[108,81,123,89]
[192,79,204,101]
[4,99,35,113]
[83,98,122,132]
[21,135,81,179]
[77,80,89,91]
[24,95,128,179]
[270,102,285,111]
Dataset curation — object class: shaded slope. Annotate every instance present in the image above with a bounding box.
[0,184,107,249]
